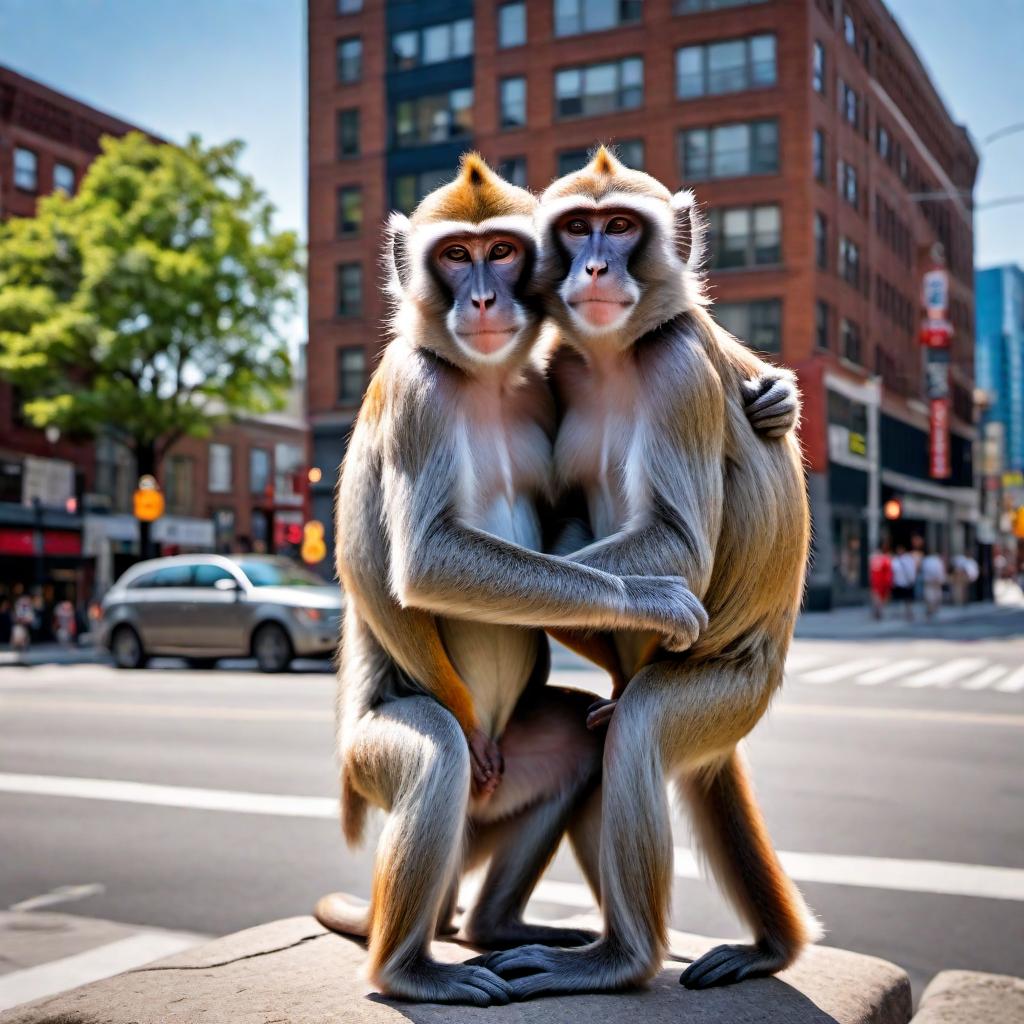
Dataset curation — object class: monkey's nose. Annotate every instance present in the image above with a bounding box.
[585,261,608,277]
[471,291,496,310]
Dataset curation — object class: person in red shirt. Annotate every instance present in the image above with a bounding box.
[869,541,894,620]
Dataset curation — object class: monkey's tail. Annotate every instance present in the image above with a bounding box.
[341,770,369,846]
[314,891,372,938]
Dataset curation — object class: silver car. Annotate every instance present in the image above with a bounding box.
[99,554,343,672]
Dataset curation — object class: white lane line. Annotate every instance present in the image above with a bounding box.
[0,697,331,722]
[2,773,1023,904]
[901,658,987,688]
[959,665,1008,691]
[783,653,832,673]
[781,703,1024,728]
[9,883,105,912]
[797,658,885,685]
[853,659,931,686]
[996,666,1024,693]
[0,930,204,1011]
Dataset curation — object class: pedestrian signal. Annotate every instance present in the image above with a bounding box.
[301,520,327,564]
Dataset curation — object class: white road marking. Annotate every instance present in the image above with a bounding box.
[853,659,931,686]
[783,653,832,673]
[900,658,987,688]
[781,703,1024,728]
[995,666,1024,693]
[0,930,203,1011]
[959,665,1009,691]
[2,773,1023,904]
[797,658,885,684]
[0,697,330,722]
[9,883,105,913]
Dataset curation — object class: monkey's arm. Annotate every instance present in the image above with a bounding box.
[724,336,801,439]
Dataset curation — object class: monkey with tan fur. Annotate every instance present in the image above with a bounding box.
[481,148,819,997]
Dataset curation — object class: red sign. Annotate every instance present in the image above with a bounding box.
[920,319,953,348]
[929,398,951,479]
[0,528,82,556]
[0,528,34,556]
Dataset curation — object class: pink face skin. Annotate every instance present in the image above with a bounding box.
[434,234,526,357]
[557,210,642,330]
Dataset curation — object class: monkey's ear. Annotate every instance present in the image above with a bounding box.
[386,211,413,292]
[670,190,705,273]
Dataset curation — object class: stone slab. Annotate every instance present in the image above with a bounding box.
[911,970,1024,1023]
[0,914,913,1024]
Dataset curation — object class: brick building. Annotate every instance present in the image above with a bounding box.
[307,0,978,607]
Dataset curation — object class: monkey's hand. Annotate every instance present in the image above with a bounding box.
[742,372,799,438]
[468,728,504,799]
[621,575,708,653]
[586,698,618,731]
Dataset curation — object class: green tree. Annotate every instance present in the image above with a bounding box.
[0,132,301,484]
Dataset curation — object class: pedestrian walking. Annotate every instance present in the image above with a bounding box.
[868,542,893,620]
[890,544,917,621]
[11,593,36,653]
[53,598,77,647]
[921,551,946,619]
[951,553,979,605]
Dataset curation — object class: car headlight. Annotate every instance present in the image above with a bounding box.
[294,607,323,624]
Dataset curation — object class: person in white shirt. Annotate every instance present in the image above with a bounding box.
[921,552,947,619]
[890,545,918,621]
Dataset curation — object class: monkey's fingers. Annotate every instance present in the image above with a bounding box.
[586,698,617,730]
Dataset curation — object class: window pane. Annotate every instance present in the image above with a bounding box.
[338,109,359,157]
[583,0,617,32]
[676,46,703,98]
[14,148,37,190]
[749,300,781,353]
[498,156,528,186]
[337,263,363,316]
[500,77,527,128]
[498,3,526,47]
[392,31,417,68]
[555,0,581,36]
[583,62,617,116]
[617,139,644,169]
[337,187,362,235]
[209,444,232,493]
[453,18,474,56]
[53,163,75,194]
[337,0,362,11]
[338,346,366,404]
[337,38,362,82]
[752,120,778,173]
[250,449,271,495]
[422,24,450,64]
[707,40,746,94]
[711,124,749,177]
[753,205,780,263]
[720,209,749,268]
[557,149,589,175]
[682,129,710,180]
[750,34,776,86]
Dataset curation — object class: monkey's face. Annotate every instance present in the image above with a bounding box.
[555,209,643,336]
[432,231,534,366]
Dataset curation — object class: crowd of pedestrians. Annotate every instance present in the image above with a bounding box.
[868,535,979,621]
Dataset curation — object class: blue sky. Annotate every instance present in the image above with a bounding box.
[0,0,1021,273]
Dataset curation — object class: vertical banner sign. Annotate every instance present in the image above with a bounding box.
[920,261,952,479]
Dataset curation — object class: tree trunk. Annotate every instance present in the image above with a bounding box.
[134,440,158,561]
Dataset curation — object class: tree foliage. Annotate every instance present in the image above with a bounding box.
[0,132,301,471]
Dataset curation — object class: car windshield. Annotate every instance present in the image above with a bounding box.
[235,559,327,588]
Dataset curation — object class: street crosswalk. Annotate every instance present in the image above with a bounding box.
[785,652,1024,693]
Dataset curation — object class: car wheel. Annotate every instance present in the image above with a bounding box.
[111,625,147,670]
[253,622,293,673]
[187,657,219,670]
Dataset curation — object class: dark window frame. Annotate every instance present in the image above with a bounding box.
[337,345,367,406]
[336,184,363,237]
[13,146,38,192]
[336,262,363,318]
[336,36,363,83]
[554,56,644,120]
[676,33,777,99]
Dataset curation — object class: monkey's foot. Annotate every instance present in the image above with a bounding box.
[376,958,512,1006]
[473,940,649,999]
[463,920,598,950]
[680,941,788,989]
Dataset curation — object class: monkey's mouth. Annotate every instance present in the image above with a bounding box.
[569,298,634,327]
[457,327,518,355]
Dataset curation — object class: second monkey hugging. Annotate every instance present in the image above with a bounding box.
[316,149,817,1006]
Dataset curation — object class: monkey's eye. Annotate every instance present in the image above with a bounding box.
[442,245,470,263]
[606,216,635,235]
[488,242,516,262]
[565,218,590,236]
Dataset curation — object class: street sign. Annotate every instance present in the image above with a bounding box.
[133,487,165,522]
[922,267,949,320]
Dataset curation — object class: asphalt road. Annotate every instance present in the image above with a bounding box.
[1,629,1023,1002]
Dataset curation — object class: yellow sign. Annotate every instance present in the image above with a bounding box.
[133,488,165,522]
[301,520,327,564]
[848,431,867,457]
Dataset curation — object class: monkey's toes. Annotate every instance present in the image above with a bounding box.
[680,943,780,989]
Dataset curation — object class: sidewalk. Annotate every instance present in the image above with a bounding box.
[0,642,107,669]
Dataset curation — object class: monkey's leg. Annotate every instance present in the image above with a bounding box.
[483,658,816,998]
[347,696,511,1007]
[679,747,821,989]
[463,688,603,950]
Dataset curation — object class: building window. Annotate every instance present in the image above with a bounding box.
[498,156,527,186]
[813,128,826,183]
[838,159,858,208]
[250,448,271,496]
[393,168,452,212]
[336,37,363,82]
[680,119,778,181]
[337,0,362,12]
[53,162,75,195]
[815,299,831,349]
[841,318,862,364]
[706,205,781,269]
[394,88,473,147]
[616,139,645,169]
[676,34,776,99]
[336,263,363,317]
[209,444,233,494]
[814,212,828,269]
[876,123,890,161]
[391,18,473,69]
[337,108,360,158]
[164,455,194,515]
[715,299,782,354]
[500,77,527,129]
[213,509,235,552]
[557,148,590,175]
[555,57,643,119]
[838,236,860,289]
[839,79,859,128]
[812,41,826,93]
[674,0,768,11]
[336,186,362,237]
[338,346,367,405]
[498,2,526,47]
[13,147,37,191]
[554,0,642,37]
[843,11,857,47]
